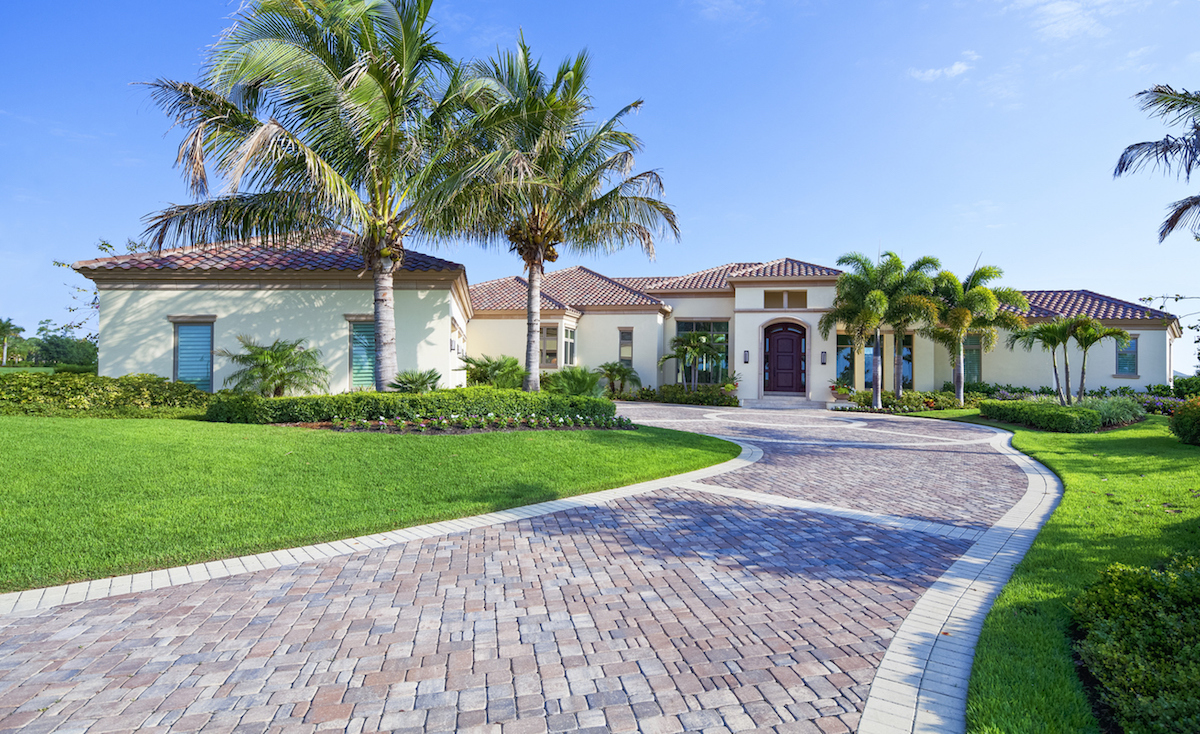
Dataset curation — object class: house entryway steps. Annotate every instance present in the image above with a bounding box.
[740,395,832,409]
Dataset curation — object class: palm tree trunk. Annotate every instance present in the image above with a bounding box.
[893,329,903,400]
[372,251,399,392]
[1050,348,1065,406]
[955,340,965,406]
[872,328,883,409]
[1078,348,1089,402]
[1062,349,1073,406]
[524,262,542,392]
[2,338,7,366]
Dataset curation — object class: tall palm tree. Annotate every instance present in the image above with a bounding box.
[441,38,678,391]
[925,266,1029,406]
[1071,316,1131,401]
[1114,85,1200,241]
[881,255,941,399]
[142,0,489,391]
[0,319,23,365]
[1007,317,1072,405]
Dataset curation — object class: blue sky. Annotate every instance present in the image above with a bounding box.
[3,0,1199,373]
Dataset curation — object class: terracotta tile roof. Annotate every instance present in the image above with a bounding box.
[727,258,842,279]
[647,263,765,291]
[72,231,464,274]
[469,276,572,312]
[1007,290,1177,321]
[612,276,671,291]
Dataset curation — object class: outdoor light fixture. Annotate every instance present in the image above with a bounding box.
[743,350,750,364]
[821,351,827,365]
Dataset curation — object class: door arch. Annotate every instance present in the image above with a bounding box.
[764,322,806,393]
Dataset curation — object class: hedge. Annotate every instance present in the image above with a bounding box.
[0,372,210,410]
[205,386,617,424]
[978,399,1102,433]
[626,384,739,407]
[1072,555,1200,733]
[1169,398,1200,446]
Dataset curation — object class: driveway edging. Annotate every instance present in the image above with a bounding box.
[857,427,1064,734]
[0,440,762,619]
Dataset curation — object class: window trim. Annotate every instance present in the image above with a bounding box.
[673,320,730,384]
[618,328,634,368]
[539,324,560,370]
[1114,333,1140,378]
[563,327,576,367]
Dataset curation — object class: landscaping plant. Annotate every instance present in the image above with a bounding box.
[1169,397,1200,445]
[214,335,330,397]
[542,366,604,397]
[387,368,442,393]
[594,361,641,397]
[459,354,527,389]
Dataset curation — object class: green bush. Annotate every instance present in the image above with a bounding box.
[205,386,616,424]
[542,366,604,398]
[1146,383,1175,398]
[1072,555,1200,734]
[1076,396,1147,427]
[387,368,442,393]
[1173,375,1200,399]
[1169,398,1200,446]
[651,384,739,406]
[459,354,526,389]
[979,399,1101,433]
[0,372,210,411]
[850,390,983,411]
[51,363,99,374]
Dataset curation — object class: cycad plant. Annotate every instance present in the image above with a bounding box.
[142,0,496,391]
[594,361,642,397]
[438,37,677,391]
[542,366,603,397]
[459,354,527,389]
[926,266,1028,406]
[387,368,442,393]
[215,336,330,397]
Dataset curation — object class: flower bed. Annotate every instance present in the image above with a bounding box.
[302,413,635,434]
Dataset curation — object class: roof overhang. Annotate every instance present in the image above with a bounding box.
[725,276,840,287]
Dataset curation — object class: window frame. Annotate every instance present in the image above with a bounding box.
[168,315,215,393]
[539,324,560,369]
[349,319,376,390]
[963,335,983,384]
[563,327,576,367]
[618,328,634,368]
[674,320,730,384]
[1115,334,1139,378]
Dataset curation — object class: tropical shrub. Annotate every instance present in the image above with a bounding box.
[978,399,1101,433]
[851,390,984,411]
[1071,555,1200,734]
[1169,398,1200,445]
[594,361,642,397]
[205,386,616,424]
[542,366,604,398]
[1173,375,1200,399]
[1145,383,1175,398]
[460,355,527,389]
[214,336,330,397]
[387,368,441,393]
[0,372,209,411]
[1142,395,1187,416]
[1075,396,1146,427]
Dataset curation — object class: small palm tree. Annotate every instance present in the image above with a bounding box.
[1007,318,1073,405]
[881,255,941,399]
[926,266,1029,406]
[459,354,527,389]
[441,38,678,391]
[1114,85,1200,241]
[215,336,330,397]
[1071,316,1130,401]
[0,319,23,365]
[594,361,642,397]
[659,332,720,391]
[542,366,603,397]
[388,368,441,393]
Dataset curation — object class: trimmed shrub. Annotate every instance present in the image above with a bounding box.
[1169,398,1200,446]
[979,399,1101,433]
[849,390,983,412]
[205,386,616,424]
[1076,396,1146,427]
[651,384,739,407]
[1173,375,1200,399]
[1071,555,1200,734]
[0,372,209,411]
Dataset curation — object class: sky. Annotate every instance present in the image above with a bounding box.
[2,0,1199,373]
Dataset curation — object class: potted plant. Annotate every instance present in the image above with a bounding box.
[829,378,853,400]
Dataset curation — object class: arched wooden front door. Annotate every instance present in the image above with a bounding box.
[764,323,806,393]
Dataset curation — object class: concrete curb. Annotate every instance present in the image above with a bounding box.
[0,440,762,619]
[857,428,1063,734]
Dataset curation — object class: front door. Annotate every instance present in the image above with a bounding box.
[764,323,806,393]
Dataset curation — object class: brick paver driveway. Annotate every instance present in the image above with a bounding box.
[0,406,1043,734]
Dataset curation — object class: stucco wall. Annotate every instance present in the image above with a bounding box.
[97,286,456,393]
[575,313,664,389]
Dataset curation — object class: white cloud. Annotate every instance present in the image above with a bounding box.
[1005,0,1147,41]
[908,52,979,82]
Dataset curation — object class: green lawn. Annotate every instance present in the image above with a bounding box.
[912,413,1200,733]
[0,416,739,593]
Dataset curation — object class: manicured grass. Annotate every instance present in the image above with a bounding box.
[913,415,1200,733]
[0,416,739,593]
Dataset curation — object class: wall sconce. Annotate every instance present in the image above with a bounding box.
[743,350,750,364]
[820,351,827,365]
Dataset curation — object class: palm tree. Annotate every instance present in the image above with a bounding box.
[594,361,641,397]
[881,255,941,399]
[1114,85,1200,241]
[925,266,1029,406]
[1071,316,1131,401]
[214,336,330,397]
[441,38,678,391]
[659,332,720,392]
[1007,318,1072,405]
[142,0,490,391]
[0,319,23,365]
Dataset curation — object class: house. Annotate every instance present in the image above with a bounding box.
[74,237,1182,401]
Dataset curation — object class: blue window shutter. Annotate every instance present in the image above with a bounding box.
[351,322,376,389]
[176,324,213,392]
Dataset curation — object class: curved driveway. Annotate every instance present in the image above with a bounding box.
[0,405,1058,734]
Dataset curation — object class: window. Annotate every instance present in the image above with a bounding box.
[675,321,729,383]
[618,329,633,367]
[351,322,376,389]
[763,290,807,309]
[901,334,914,389]
[836,335,855,385]
[963,335,982,384]
[563,328,576,366]
[863,335,879,388]
[175,323,213,392]
[540,325,558,368]
[1117,336,1138,376]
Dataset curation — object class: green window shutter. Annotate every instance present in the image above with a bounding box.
[351,322,376,389]
[175,323,213,393]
